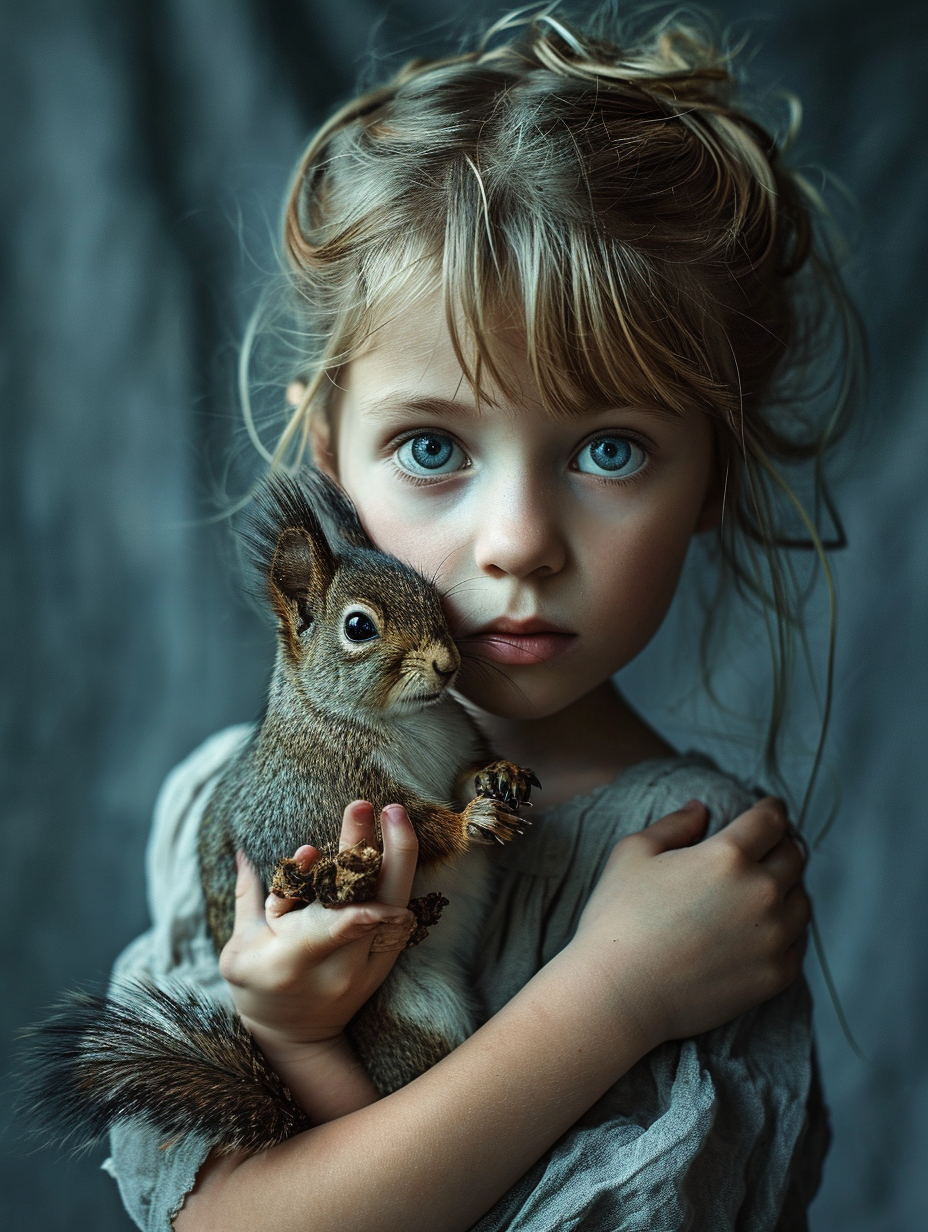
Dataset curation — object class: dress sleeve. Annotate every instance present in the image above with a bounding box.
[101,725,252,1232]
[106,1125,214,1232]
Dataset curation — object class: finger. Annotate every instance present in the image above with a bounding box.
[293,899,414,960]
[639,800,709,853]
[376,805,419,908]
[761,836,806,893]
[324,903,415,953]
[717,797,788,861]
[339,801,378,853]
[232,851,268,934]
[369,912,417,954]
[786,823,809,866]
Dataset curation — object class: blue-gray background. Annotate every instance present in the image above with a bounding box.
[1,1,925,1228]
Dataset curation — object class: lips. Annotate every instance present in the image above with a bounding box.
[463,618,577,666]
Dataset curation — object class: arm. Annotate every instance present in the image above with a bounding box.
[176,796,808,1232]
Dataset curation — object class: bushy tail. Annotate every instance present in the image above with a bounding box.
[19,981,309,1154]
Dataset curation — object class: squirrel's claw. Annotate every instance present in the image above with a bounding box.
[474,760,541,811]
[463,795,527,845]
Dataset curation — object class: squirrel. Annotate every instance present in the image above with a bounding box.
[22,467,538,1155]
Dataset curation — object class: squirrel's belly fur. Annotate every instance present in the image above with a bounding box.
[351,848,495,1095]
[375,699,488,808]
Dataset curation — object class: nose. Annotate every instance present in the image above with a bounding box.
[429,644,460,678]
[472,473,567,580]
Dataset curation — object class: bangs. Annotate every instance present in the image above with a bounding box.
[439,168,740,420]
[344,162,744,423]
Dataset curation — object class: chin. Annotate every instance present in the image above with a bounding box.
[455,662,592,721]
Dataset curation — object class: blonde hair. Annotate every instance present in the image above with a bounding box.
[249,4,863,820]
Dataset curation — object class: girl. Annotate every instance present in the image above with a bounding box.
[104,7,855,1230]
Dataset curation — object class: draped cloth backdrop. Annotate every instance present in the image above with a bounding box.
[1,2,925,1228]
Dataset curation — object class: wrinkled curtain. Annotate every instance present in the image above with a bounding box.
[2,2,925,1228]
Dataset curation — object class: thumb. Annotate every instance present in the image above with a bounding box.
[641,800,709,853]
[232,850,267,933]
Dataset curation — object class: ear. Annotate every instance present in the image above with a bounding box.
[301,467,372,551]
[269,523,336,646]
[309,407,338,479]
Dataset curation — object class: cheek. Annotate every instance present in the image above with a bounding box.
[337,469,459,578]
[587,502,699,666]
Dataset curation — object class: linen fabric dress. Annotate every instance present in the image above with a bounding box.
[104,726,828,1231]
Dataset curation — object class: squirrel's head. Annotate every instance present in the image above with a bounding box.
[246,468,460,717]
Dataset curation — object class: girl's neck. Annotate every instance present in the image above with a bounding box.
[466,681,675,811]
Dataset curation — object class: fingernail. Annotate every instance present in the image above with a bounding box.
[682,799,703,813]
[382,804,405,825]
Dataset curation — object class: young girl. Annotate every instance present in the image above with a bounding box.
[103,7,855,1230]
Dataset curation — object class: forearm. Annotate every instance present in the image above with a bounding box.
[177,944,656,1232]
[245,1026,380,1124]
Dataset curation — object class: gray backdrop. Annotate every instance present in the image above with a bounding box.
[2,1,925,1228]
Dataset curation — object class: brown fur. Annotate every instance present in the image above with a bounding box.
[199,467,538,1096]
[346,998,455,1097]
[21,468,538,1156]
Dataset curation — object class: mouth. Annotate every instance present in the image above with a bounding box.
[462,618,577,667]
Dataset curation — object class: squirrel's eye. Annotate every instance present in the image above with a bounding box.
[344,611,379,642]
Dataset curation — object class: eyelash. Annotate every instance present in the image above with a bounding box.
[387,431,470,486]
[386,430,654,485]
[571,433,650,485]
[384,433,470,485]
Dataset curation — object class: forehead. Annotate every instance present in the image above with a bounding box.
[338,293,681,432]
[345,294,533,413]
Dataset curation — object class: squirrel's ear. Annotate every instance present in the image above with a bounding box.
[269,523,336,647]
[301,466,372,551]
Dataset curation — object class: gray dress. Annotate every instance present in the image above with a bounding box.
[105,726,827,1231]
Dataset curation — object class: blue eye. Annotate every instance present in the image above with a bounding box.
[396,433,465,476]
[575,436,646,478]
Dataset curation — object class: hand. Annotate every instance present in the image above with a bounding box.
[569,797,810,1049]
[218,801,419,1054]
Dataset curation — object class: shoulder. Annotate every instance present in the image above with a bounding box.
[150,725,255,836]
[610,753,758,837]
[144,725,255,916]
[110,725,254,997]
[495,753,756,879]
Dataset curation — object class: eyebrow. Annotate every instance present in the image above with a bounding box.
[361,391,683,423]
[361,394,483,421]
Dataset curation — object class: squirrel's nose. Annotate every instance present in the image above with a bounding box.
[429,645,459,679]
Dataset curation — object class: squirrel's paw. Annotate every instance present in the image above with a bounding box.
[474,759,541,809]
[405,892,450,948]
[270,858,315,902]
[270,843,382,907]
[316,843,383,906]
[462,794,527,845]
